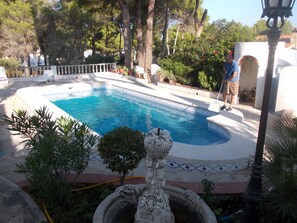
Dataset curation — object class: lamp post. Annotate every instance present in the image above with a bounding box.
[241,1,295,223]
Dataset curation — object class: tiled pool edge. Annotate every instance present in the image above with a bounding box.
[16,82,257,172]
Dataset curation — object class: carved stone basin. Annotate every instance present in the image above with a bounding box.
[93,184,217,223]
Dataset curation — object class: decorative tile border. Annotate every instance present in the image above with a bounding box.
[89,151,249,172]
[167,160,250,172]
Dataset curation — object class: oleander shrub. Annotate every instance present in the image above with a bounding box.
[4,106,99,206]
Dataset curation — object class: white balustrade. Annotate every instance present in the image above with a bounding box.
[4,63,117,78]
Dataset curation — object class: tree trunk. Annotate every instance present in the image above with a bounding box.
[194,0,207,39]
[196,9,208,39]
[120,173,126,185]
[105,23,109,54]
[194,0,200,38]
[144,0,156,83]
[92,34,96,55]
[166,28,170,56]
[160,0,169,59]
[135,0,144,67]
[117,0,132,69]
[24,55,30,77]
[173,25,179,54]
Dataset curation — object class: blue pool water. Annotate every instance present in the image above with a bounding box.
[52,88,228,145]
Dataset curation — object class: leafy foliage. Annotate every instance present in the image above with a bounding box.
[4,107,98,206]
[155,19,255,89]
[39,1,92,65]
[271,115,297,139]
[157,68,176,83]
[0,58,20,68]
[262,115,297,223]
[84,53,116,64]
[37,184,115,223]
[0,58,21,77]
[198,71,214,91]
[0,0,38,62]
[2,0,292,91]
[201,178,244,220]
[157,58,193,85]
[98,126,146,185]
[253,19,294,35]
[201,178,222,216]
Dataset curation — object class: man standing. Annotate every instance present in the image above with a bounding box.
[221,52,239,111]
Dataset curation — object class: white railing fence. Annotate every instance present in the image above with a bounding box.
[55,63,116,75]
[5,63,117,78]
[5,66,51,78]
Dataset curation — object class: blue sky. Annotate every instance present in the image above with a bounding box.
[202,0,297,27]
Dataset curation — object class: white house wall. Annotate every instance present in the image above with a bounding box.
[275,66,297,115]
[234,41,297,111]
[277,48,297,66]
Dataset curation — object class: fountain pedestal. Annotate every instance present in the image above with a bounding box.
[135,128,174,223]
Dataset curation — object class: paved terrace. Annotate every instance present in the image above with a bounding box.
[0,72,276,222]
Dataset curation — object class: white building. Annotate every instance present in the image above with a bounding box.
[234,42,297,115]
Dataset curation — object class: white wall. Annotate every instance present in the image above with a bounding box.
[234,41,297,113]
[277,48,297,66]
[275,66,297,114]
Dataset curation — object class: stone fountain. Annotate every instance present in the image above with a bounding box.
[135,128,174,222]
[93,128,217,223]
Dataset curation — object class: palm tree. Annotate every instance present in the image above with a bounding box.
[262,115,297,223]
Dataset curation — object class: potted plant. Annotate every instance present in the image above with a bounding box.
[117,65,129,76]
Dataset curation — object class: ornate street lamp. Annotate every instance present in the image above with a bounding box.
[241,1,295,223]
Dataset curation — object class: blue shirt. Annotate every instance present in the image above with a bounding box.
[224,60,239,82]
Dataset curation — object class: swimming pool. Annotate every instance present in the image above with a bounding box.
[51,87,229,146]
[16,80,257,172]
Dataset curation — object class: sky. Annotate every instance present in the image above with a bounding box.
[202,0,297,27]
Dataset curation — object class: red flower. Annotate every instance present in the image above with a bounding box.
[214,51,218,55]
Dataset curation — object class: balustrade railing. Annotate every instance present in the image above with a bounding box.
[4,63,117,78]
[5,66,51,78]
[56,63,116,75]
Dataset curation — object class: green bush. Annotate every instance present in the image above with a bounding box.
[98,126,146,185]
[0,58,20,68]
[158,58,193,85]
[117,65,129,76]
[157,68,176,83]
[197,71,217,91]
[261,115,297,223]
[4,107,98,206]
[201,178,222,216]
[0,58,20,77]
[84,53,115,64]
[198,71,211,91]
[201,178,244,221]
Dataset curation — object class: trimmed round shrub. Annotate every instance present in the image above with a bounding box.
[98,126,146,184]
